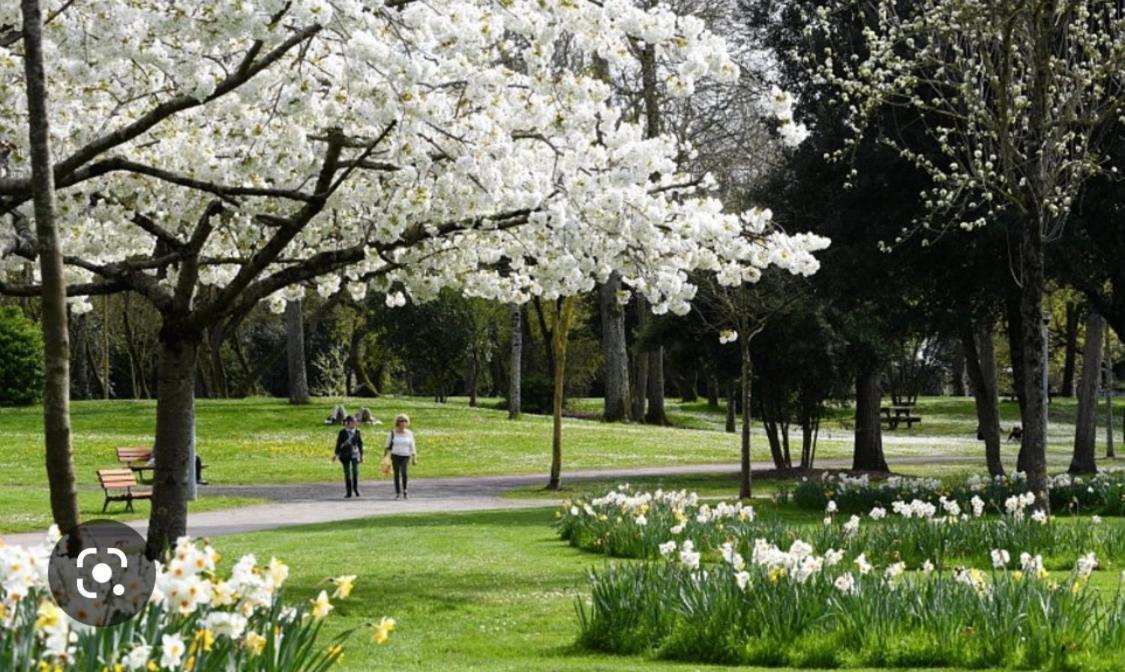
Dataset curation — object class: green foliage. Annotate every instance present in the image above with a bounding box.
[558,486,1125,572]
[577,528,1125,669]
[0,307,43,406]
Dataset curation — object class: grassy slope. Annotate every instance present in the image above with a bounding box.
[219,506,1120,672]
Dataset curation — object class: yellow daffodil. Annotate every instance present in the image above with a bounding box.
[192,628,215,653]
[243,631,267,656]
[332,575,357,599]
[311,590,333,620]
[372,617,397,644]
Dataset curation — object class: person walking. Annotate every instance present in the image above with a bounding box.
[385,414,417,500]
[334,415,364,498]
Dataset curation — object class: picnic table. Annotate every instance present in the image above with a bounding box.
[881,405,922,430]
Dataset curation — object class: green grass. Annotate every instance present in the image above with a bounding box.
[501,472,787,500]
[215,506,1120,672]
[0,488,263,534]
[2,394,1121,533]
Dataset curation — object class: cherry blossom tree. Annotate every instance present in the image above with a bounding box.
[1,0,827,552]
[805,0,1125,509]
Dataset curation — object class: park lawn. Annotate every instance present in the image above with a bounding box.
[216,506,1121,672]
[501,472,787,500]
[2,395,1115,491]
[0,488,263,534]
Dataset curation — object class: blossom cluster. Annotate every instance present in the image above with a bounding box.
[0,529,386,670]
[0,0,828,319]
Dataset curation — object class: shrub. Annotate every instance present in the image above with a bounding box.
[0,306,44,406]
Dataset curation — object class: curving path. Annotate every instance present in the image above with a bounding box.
[0,454,1064,547]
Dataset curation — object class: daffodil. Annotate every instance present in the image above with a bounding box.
[372,617,396,644]
[332,575,357,599]
[311,590,333,620]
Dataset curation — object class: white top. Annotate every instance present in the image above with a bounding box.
[387,430,416,457]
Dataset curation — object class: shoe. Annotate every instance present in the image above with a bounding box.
[394,493,400,500]
[403,491,408,500]
[346,493,353,499]
[354,490,361,497]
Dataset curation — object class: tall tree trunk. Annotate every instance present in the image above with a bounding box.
[101,295,111,399]
[961,316,1005,477]
[1071,311,1104,474]
[950,339,967,396]
[645,347,667,425]
[739,335,753,498]
[508,303,522,419]
[70,312,91,400]
[1107,334,1116,459]
[1060,301,1079,397]
[1017,225,1050,510]
[207,321,227,399]
[725,381,736,433]
[285,299,310,405]
[600,272,630,421]
[706,371,720,408]
[147,333,199,557]
[467,344,479,407]
[1006,291,1030,470]
[853,366,889,472]
[21,0,80,533]
[680,367,698,403]
[629,297,649,422]
[547,297,576,490]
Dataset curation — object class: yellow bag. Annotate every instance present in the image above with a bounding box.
[379,453,393,478]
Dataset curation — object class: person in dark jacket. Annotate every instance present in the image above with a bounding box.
[334,415,364,498]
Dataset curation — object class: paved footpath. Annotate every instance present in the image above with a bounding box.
[1,455,996,547]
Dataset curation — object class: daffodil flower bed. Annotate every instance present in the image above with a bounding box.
[577,535,1125,669]
[793,470,1125,516]
[557,485,1124,572]
[0,529,393,671]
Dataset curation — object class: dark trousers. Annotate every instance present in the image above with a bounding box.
[341,458,359,495]
[392,455,410,494]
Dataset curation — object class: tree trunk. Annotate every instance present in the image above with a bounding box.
[725,381,736,433]
[1006,291,1030,470]
[706,371,720,408]
[1071,310,1104,474]
[101,295,111,399]
[962,317,1005,477]
[1017,225,1050,510]
[739,336,753,498]
[680,367,698,403]
[1107,334,1116,459]
[629,298,648,422]
[645,347,667,425]
[207,321,227,399]
[600,272,630,421]
[508,303,522,420]
[1060,301,1079,397]
[467,344,479,407]
[21,0,80,533]
[547,297,576,490]
[950,340,967,396]
[853,367,889,472]
[70,312,91,400]
[147,334,200,557]
[285,299,310,405]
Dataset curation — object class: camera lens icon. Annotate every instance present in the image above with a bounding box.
[48,520,156,627]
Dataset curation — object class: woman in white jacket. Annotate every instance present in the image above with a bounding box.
[384,414,418,499]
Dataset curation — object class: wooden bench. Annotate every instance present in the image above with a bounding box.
[97,469,152,513]
[116,447,154,481]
